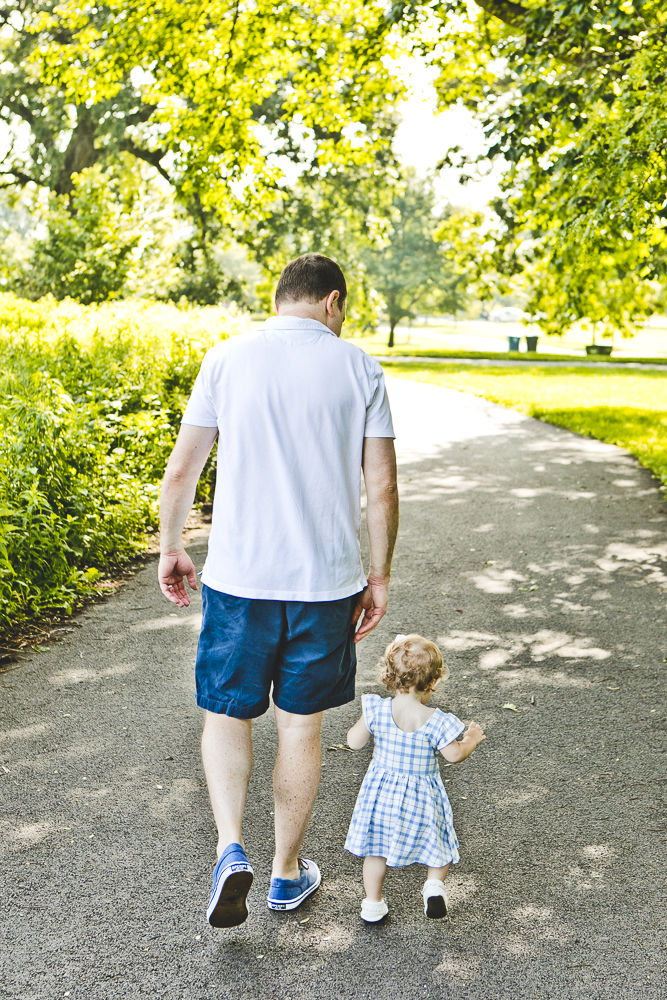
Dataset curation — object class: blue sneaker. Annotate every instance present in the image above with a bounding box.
[206,842,254,927]
[267,858,321,911]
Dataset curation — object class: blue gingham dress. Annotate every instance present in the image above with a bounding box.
[345,694,465,868]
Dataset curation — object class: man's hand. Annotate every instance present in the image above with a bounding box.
[158,424,217,607]
[351,577,389,643]
[158,550,198,607]
[358,437,397,644]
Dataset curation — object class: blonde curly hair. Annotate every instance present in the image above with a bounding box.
[380,634,448,694]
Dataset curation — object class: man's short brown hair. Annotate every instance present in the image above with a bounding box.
[275,253,347,307]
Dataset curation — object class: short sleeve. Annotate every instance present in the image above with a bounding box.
[181,353,219,427]
[361,694,382,735]
[364,367,394,439]
[435,711,465,751]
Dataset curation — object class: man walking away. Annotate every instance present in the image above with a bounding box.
[158,253,398,927]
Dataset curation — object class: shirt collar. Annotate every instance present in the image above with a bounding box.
[263,315,336,337]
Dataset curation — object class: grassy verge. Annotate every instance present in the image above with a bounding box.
[383,361,667,485]
[372,348,667,365]
[346,331,667,366]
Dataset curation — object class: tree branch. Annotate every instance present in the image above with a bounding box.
[124,103,158,126]
[0,167,41,188]
[474,1,643,68]
[119,139,172,184]
[1,96,36,128]
[474,0,528,28]
[224,0,240,79]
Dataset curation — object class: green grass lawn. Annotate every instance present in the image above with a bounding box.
[383,361,667,485]
[371,347,667,365]
[346,331,667,366]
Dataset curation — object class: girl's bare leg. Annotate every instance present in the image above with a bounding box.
[427,864,450,882]
[363,856,388,901]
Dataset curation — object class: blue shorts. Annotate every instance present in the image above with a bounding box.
[195,585,359,719]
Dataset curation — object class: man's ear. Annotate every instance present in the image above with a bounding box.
[325,289,340,316]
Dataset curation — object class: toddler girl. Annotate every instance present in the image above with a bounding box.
[344,633,486,923]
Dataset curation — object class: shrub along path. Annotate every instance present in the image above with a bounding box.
[1,378,666,1000]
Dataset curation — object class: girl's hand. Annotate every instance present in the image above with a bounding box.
[347,715,371,749]
[441,721,486,763]
[466,722,486,747]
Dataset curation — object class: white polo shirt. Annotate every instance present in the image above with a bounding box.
[181,316,395,601]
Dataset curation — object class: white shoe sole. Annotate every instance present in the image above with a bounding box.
[361,896,389,923]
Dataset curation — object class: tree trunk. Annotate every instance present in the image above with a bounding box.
[56,105,100,199]
[388,321,396,348]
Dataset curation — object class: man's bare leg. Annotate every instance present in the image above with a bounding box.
[201,711,253,858]
[272,706,323,879]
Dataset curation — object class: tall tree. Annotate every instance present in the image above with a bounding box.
[239,156,400,332]
[0,0,400,217]
[0,0,403,301]
[391,1,667,335]
[361,173,479,347]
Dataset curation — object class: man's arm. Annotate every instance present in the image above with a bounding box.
[158,424,219,607]
[352,436,399,642]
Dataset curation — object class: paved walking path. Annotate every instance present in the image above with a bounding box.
[1,377,666,1000]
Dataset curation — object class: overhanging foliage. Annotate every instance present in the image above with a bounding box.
[1,0,402,219]
[401,0,667,334]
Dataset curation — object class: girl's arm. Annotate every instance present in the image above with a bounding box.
[347,715,371,749]
[440,721,486,763]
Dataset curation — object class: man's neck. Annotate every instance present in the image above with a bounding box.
[276,302,328,325]
[275,300,342,337]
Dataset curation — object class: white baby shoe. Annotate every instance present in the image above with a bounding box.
[361,897,389,923]
[422,879,449,919]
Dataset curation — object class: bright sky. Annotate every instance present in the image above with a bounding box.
[393,58,503,210]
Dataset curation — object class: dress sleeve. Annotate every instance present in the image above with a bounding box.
[435,711,465,751]
[361,694,381,735]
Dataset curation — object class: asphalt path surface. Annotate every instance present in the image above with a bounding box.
[1,376,666,1000]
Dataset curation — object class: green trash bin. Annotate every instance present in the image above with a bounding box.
[526,335,538,351]
[508,336,520,351]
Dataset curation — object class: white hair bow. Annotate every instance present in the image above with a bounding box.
[394,633,407,642]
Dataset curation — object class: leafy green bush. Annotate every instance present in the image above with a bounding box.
[22,166,142,304]
[0,294,240,628]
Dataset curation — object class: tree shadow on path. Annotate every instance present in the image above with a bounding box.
[1,380,666,999]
